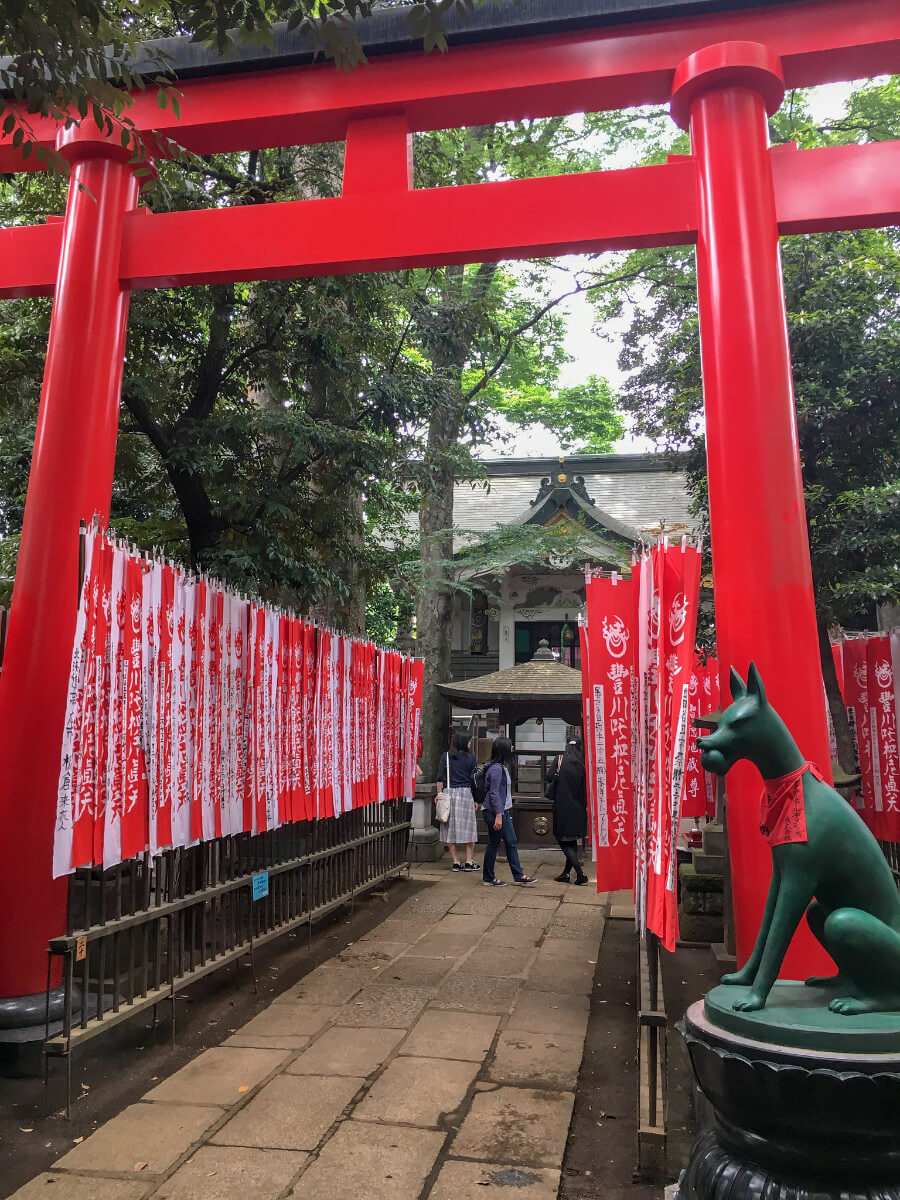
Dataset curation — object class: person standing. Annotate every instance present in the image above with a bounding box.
[436,731,479,872]
[481,737,536,887]
[547,738,589,885]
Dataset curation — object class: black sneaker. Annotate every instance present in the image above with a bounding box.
[573,875,590,886]
[463,861,479,871]
[554,872,571,884]
[451,862,463,872]
[482,879,507,887]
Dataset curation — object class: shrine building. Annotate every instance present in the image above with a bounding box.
[446,451,696,752]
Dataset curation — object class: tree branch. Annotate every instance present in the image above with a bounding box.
[121,388,172,458]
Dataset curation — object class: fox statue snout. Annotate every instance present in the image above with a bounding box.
[697,661,769,776]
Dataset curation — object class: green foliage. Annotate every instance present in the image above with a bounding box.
[398,517,629,601]
[364,581,415,646]
[489,374,623,453]
[607,79,900,629]
[0,2,520,166]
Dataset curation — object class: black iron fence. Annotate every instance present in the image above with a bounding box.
[45,801,409,1105]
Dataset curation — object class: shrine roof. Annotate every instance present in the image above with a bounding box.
[454,452,695,543]
[76,1,805,84]
[438,639,581,707]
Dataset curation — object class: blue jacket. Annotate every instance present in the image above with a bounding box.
[482,761,510,818]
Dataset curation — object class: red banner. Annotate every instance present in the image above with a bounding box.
[583,574,635,892]
[867,635,900,840]
[658,544,701,951]
[702,658,720,819]
[55,529,423,874]
[404,659,424,799]
[840,638,877,829]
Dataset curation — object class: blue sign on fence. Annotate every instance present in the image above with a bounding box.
[251,871,269,901]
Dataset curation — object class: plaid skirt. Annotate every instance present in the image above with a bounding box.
[440,786,478,844]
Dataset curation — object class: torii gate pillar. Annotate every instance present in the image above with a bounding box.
[0,123,139,1041]
[672,42,832,975]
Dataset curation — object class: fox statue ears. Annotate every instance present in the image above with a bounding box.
[728,662,768,705]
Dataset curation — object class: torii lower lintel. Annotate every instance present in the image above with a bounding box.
[0,139,897,297]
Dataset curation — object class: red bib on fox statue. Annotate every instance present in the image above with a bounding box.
[760,762,824,846]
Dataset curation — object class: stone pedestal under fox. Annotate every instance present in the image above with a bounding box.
[697,663,900,1016]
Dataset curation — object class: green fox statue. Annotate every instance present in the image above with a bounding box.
[697,663,900,1015]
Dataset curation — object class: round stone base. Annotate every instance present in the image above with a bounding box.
[678,1127,900,1200]
[705,980,900,1053]
[678,993,900,1192]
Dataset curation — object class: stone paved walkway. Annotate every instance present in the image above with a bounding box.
[13,862,608,1200]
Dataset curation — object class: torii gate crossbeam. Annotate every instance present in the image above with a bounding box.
[0,0,898,1041]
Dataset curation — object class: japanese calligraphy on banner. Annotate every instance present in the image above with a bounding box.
[580,540,702,953]
[683,656,720,821]
[837,637,881,829]
[583,574,635,892]
[53,524,422,877]
[832,633,900,841]
[655,543,701,951]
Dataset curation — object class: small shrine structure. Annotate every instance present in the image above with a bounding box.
[438,639,583,847]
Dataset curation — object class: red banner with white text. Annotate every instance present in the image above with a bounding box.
[54,526,422,876]
[584,573,635,893]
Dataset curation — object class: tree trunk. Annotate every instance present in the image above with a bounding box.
[416,384,464,781]
[818,613,855,773]
[167,463,220,570]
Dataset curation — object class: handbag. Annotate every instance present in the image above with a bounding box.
[544,755,562,802]
[435,755,451,824]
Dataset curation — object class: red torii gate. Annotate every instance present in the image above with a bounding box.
[0,0,898,1022]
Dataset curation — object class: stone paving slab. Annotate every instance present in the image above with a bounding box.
[380,955,454,987]
[419,933,479,958]
[463,945,534,977]
[432,912,494,936]
[336,943,407,967]
[527,955,596,995]
[428,973,520,1014]
[333,983,432,1028]
[480,924,543,948]
[430,1160,561,1200]
[545,916,606,940]
[234,1004,333,1040]
[212,1074,363,1151]
[364,919,430,944]
[288,1122,445,1200]
[286,1026,404,1077]
[353,1055,479,1127]
[55,1101,223,1174]
[400,1009,500,1062]
[153,1145,306,1199]
[507,989,590,1038]
[392,893,459,920]
[537,936,599,962]
[488,1030,587,1089]
[506,891,561,910]
[222,1033,311,1051]
[144,1047,291,1107]
[561,885,606,905]
[452,1085,576,1166]
[275,964,372,1004]
[494,907,555,929]
[551,908,606,935]
[12,1177,150,1200]
[448,894,509,917]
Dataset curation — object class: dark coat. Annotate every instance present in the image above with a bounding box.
[548,753,588,841]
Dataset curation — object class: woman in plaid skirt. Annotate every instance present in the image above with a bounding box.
[436,731,479,872]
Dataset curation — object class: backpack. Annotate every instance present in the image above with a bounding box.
[471,763,488,806]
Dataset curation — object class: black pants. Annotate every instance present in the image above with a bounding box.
[558,838,585,879]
